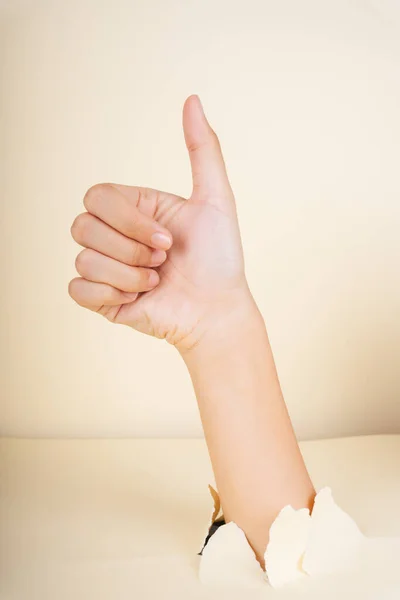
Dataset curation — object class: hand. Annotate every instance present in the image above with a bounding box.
[69,95,251,351]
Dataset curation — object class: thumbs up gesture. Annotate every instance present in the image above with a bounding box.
[69,96,251,352]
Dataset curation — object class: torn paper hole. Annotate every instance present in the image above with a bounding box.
[199,485,400,591]
[198,485,226,556]
[199,484,265,587]
[208,484,222,524]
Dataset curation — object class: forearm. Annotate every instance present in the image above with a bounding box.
[179,291,315,565]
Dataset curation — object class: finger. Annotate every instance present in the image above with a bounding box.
[71,213,167,267]
[75,249,160,293]
[105,184,183,220]
[68,277,138,310]
[182,95,234,209]
[83,183,173,250]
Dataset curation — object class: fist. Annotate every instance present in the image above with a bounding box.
[69,96,248,351]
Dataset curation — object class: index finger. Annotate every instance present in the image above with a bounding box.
[83,183,173,250]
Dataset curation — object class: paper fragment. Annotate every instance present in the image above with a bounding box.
[208,484,223,524]
[199,522,265,588]
[264,506,311,587]
[303,487,364,576]
[199,485,226,556]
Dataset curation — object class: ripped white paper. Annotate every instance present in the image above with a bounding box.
[264,505,310,587]
[199,486,400,592]
[198,521,266,588]
[301,487,364,576]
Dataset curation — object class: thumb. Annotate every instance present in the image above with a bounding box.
[183,95,234,210]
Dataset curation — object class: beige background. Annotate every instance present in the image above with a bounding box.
[1,0,399,439]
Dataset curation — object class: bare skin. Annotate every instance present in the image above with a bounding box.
[69,95,315,566]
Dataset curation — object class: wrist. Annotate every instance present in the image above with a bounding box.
[175,285,263,358]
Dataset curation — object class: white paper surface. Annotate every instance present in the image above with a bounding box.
[302,487,364,577]
[198,522,266,588]
[200,486,400,595]
[264,506,310,587]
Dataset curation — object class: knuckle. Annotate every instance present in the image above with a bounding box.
[187,138,207,154]
[130,243,140,265]
[83,182,111,212]
[132,267,147,288]
[104,288,118,305]
[70,212,91,242]
[129,209,139,228]
[130,242,146,265]
[68,278,79,299]
[209,127,220,147]
[68,278,85,304]
[187,129,219,154]
[75,249,93,275]
[145,269,158,287]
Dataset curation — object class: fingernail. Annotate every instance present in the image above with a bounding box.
[148,270,160,287]
[151,249,167,266]
[194,94,206,120]
[151,232,172,250]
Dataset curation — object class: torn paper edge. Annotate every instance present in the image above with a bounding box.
[199,485,376,589]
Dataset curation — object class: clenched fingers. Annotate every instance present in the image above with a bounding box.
[68,278,138,311]
[71,213,167,268]
[83,183,173,250]
[75,249,160,293]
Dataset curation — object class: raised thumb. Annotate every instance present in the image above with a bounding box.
[183,95,234,209]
